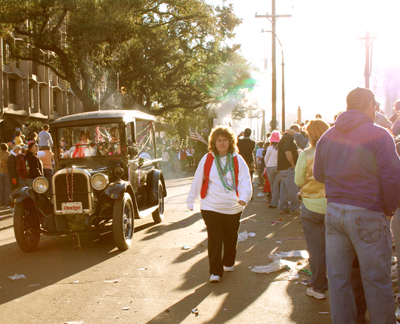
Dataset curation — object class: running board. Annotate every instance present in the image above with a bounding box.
[137,205,158,219]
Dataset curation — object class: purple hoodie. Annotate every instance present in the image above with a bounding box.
[314,110,400,215]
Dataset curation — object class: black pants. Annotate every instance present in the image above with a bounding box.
[201,210,242,277]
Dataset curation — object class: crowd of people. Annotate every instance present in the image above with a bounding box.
[0,124,54,208]
[160,143,196,174]
[187,88,400,324]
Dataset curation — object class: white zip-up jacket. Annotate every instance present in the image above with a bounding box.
[187,152,252,214]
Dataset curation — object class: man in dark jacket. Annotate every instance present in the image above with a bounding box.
[7,145,21,192]
[314,87,400,323]
[237,128,255,199]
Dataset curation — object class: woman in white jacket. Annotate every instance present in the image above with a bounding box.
[187,125,252,283]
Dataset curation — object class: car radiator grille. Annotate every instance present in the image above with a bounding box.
[54,173,90,211]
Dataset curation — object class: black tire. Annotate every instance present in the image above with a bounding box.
[14,200,40,252]
[113,193,134,251]
[152,181,164,224]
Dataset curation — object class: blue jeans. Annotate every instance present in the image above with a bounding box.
[391,208,400,295]
[300,205,328,292]
[279,167,300,211]
[325,202,395,324]
[0,172,10,206]
[266,166,280,207]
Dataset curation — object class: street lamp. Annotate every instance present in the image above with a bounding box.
[261,29,286,131]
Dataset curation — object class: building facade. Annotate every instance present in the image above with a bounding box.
[0,37,83,143]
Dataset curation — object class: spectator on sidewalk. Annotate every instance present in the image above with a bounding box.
[39,147,54,194]
[25,141,44,187]
[187,125,252,283]
[0,143,10,207]
[277,125,301,215]
[237,128,256,199]
[186,145,194,168]
[16,145,28,187]
[314,87,400,324]
[161,148,170,172]
[295,119,330,300]
[14,130,24,147]
[22,122,31,139]
[264,131,281,209]
[38,124,53,149]
[374,101,392,129]
[178,146,187,173]
[255,141,265,186]
[389,100,400,124]
[7,145,21,192]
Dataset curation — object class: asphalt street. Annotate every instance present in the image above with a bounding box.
[0,171,332,324]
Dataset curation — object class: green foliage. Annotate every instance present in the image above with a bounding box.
[28,120,44,133]
[0,0,252,114]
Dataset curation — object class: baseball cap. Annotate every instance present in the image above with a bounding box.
[346,87,375,109]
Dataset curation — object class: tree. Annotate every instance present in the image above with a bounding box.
[0,0,246,113]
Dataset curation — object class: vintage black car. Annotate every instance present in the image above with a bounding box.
[12,110,167,252]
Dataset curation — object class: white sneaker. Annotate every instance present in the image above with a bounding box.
[396,307,400,320]
[224,266,234,272]
[306,287,326,300]
[210,274,220,283]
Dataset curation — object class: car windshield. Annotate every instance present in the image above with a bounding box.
[58,123,121,158]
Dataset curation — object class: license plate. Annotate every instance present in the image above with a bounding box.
[61,202,83,214]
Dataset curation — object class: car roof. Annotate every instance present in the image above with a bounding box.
[50,110,156,128]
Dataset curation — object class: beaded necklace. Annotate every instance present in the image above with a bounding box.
[215,153,236,192]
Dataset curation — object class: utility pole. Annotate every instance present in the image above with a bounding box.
[358,31,376,89]
[256,0,291,134]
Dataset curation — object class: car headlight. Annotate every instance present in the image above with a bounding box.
[91,173,109,191]
[32,177,49,194]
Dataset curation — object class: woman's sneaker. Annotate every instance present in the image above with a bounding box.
[210,275,220,283]
[306,287,326,299]
[224,266,234,272]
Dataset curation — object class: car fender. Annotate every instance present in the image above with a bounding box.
[147,170,167,204]
[104,181,140,219]
[10,187,35,204]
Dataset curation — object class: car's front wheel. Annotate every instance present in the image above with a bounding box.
[14,199,41,252]
[152,181,164,224]
[113,193,134,251]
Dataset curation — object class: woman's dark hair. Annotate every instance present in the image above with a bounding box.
[0,143,7,151]
[271,142,279,149]
[15,130,21,136]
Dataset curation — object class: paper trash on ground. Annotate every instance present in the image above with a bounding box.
[238,230,248,242]
[238,230,256,241]
[8,274,26,280]
[269,250,309,261]
[251,259,298,275]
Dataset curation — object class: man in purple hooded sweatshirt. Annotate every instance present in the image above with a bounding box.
[314,87,400,324]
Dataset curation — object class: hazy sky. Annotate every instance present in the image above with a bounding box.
[210,0,400,126]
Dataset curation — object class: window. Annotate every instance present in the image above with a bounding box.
[8,78,16,104]
[136,120,155,160]
[59,123,121,158]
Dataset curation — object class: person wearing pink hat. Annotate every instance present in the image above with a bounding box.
[264,130,281,208]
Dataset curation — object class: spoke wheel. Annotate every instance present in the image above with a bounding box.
[152,181,164,224]
[113,193,134,251]
[14,200,40,252]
